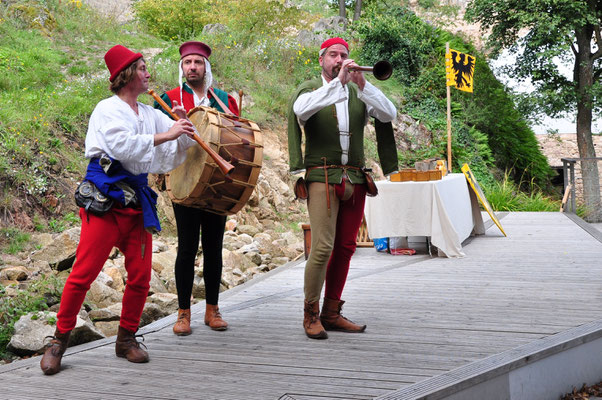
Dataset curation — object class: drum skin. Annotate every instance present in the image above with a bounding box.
[166,106,263,215]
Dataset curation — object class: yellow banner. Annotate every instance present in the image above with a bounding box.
[445,49,475,93]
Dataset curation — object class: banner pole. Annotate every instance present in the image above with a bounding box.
[446,42,452,174]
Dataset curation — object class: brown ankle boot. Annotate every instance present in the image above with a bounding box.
[115,326,149,363]
[320,298,366,333]
[204,304,228,331]
[303,300,328,339]
[40,328,71,375]
[173,309,192,336]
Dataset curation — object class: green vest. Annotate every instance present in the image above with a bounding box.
[288,78,398,184]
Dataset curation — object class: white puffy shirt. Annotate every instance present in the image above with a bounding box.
[293,77,397,165]
[85,95,195,175]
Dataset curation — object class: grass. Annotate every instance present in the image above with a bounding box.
[484,172,560,212]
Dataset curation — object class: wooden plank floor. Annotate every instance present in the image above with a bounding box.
[2,212,601,400]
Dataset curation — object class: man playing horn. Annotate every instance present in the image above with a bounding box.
[40,44,196,375]
[288,37,398,339]
[154,41,239,336]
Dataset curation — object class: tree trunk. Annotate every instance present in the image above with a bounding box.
[339,0,346,19]
[575,27,602,222]
[353,0,362,22]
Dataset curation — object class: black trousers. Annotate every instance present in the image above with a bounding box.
[173,203,226,309]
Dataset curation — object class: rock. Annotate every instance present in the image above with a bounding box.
[192,275,206,298]
[237,224,260,236]
[151,248,177,274]
[203,23,228,34]
[148,269,168,295]
[272,256,290,266]
[30,227,81,271]
[30,232,54,249]
[88,307,120,322]
[85,279,123,309]
[152,240,169,253]
[139,303,168,327]
[7,311,104,356]
[94,270,113,288]
[239,242,259,254]
[223,249,257,273]
[225,219,237,231]
[147,292,179,315]
[223,235,247,251]
[0,266,29,281]
[103,266,125,292]
[94,321,120,337]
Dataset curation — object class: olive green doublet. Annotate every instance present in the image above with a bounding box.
[288,78,398,184]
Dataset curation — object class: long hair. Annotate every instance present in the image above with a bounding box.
[109,58,144,94]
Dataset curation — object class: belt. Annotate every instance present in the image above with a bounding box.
[306,158,367,216]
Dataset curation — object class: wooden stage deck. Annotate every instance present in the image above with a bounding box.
[1,212,602,399]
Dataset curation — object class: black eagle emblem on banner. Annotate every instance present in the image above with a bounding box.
[445,49,475,93]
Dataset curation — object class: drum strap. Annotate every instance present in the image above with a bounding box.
[208,87,235,116]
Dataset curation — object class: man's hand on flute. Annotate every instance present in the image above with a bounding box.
[171,100,188,120]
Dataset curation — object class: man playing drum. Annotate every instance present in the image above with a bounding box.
[288,37,398,339]
[40,44,196,375]
[154,41,239,335]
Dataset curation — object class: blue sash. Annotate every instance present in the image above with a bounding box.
[83,157,161,232]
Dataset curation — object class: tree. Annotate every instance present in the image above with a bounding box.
[339,0,346,19]
[466,0,602,222]
[353,0,362,22]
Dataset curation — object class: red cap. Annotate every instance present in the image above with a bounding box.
[179,41,211,59]
[104,45,143,82]
[319,37,349,55]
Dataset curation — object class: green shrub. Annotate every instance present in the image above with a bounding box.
[0,275,64,358]
[134,0,312,44]
[355,6,438,84]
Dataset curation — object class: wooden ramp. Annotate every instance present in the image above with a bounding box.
[1,212,602,400]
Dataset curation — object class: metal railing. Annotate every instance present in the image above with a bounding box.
[561,157,602,215]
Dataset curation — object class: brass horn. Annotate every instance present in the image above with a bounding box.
[348,60,393,81]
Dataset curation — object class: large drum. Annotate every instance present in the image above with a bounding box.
[166,106,262,215]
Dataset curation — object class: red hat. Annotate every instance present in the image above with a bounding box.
[104,45,143,82]
[319,37,349,55]
[179,41,211,59]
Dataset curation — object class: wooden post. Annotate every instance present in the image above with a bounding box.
[446,42,452,174]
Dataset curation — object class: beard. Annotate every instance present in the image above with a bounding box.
[186,74,206,89]
[323,65,340,81]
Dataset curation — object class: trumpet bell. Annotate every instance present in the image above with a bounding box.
[373,60,393,81]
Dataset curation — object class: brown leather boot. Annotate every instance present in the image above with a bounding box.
[303,300,328,339]
[320,298,366,333]
[173,309,192,336]
[115,326,149,363]
[40,328,71,375]
[204,304,228,331]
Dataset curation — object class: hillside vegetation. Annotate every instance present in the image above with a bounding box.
[0,0,558,255]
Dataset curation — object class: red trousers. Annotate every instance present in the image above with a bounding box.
[56,207,152,333]
[305,181,366,301]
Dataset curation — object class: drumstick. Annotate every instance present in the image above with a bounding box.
[148,90,234,176]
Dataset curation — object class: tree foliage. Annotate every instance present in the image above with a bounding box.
[466,0,602,220]
[356,5,552,189]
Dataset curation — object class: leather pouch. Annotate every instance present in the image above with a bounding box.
[294,177,308,200]
[363,169,379,197]
[74,180,114,216]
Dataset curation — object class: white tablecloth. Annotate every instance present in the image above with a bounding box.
[364,173,484,257]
